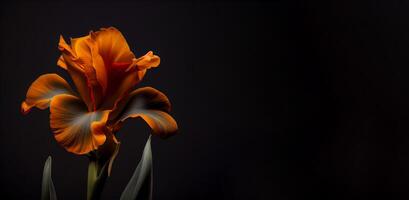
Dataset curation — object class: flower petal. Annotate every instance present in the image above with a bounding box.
[21,74,74,114]
[108,87,178,138]
[50,94,109,154]
[92,27,135,64]
[57,28,161,111]
[90,27,138,109]
[57,55,67,70]
[99,66,140,110]
[58,35,104,111]
[132,51,160,71]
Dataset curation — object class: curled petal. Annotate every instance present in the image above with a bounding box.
[21,74,74,114]
[135,111,178,138]
[92,27,135,64]
[90,27,138,109]
[56,28,161,111]
[98,53,158,110]
[58,35,103,111]
[99,67,140,110]
[57,55,67,70]
[132,51,160,71]
[50,94,109,155]
[108,87,177,138]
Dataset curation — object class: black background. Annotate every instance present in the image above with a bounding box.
[2,0,409,199]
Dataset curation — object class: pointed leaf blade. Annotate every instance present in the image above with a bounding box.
[41,156,57,200]
[120,136,153,200]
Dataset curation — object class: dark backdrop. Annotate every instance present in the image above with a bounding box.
[2,0,409,199]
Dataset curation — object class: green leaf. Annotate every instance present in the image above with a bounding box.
[41,156,57,200]
[120,136,153,200]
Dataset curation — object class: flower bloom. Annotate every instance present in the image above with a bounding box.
[22,27,178,155]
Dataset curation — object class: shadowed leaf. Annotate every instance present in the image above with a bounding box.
[120,136,153,200]
[41,156,57,200]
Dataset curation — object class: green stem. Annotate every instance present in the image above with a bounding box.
[86,134,120,200]
[87,154,108,200]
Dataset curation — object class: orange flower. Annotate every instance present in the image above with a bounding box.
[21,27,178,155]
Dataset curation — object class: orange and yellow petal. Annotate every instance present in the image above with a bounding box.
[131,111,177,138]
[58,35,104,111]
[21,74,75,114]
[132,51,160,71]
[57,55,67,69]
[97,53,158,109]
[92,27,135,64]
[56,28,161,111]
[69,35,96,73]
[108,87,178,138]
[70,34,107,89]
[90,27,138,109]
[88,39,108,94]
[99,67,140,110]
[50,94,110,154]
